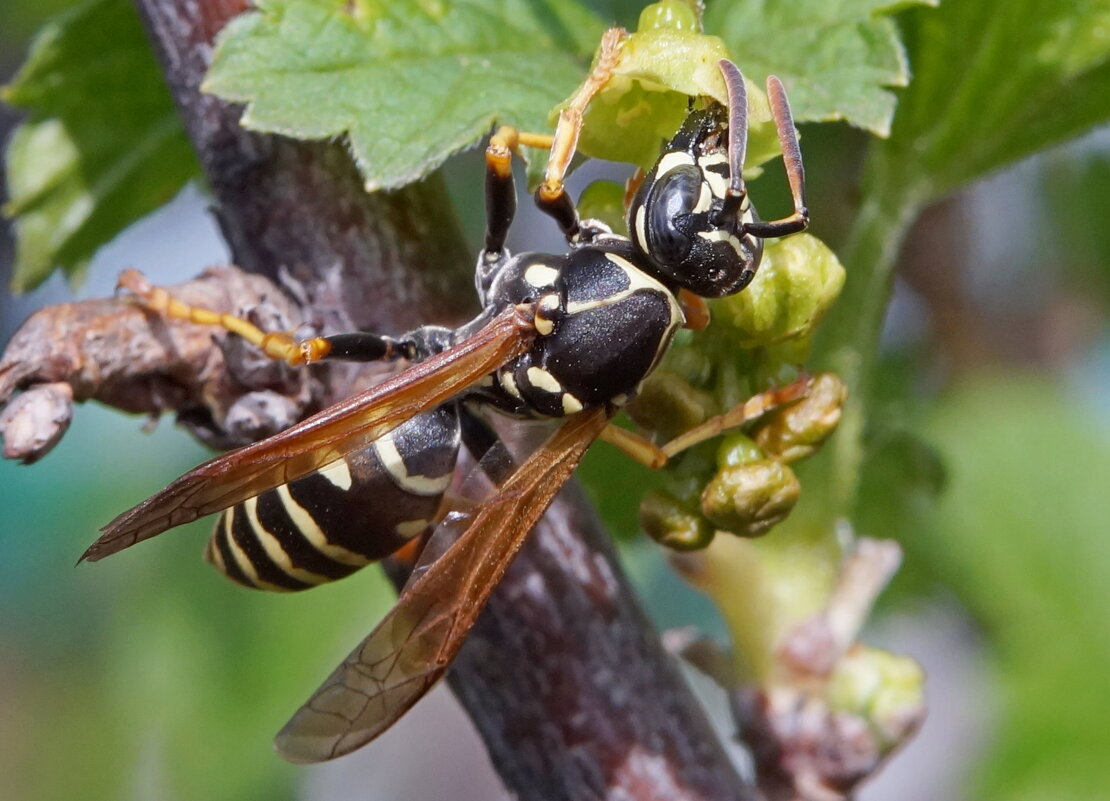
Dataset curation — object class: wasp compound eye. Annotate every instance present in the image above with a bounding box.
[646,164,704,265]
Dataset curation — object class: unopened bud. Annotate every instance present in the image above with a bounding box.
[719,233,845,347]
[640,490,715,550]
[700,459,800,536]
[828,646,926,752]
[754,372,847,462]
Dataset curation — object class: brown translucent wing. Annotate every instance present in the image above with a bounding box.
[82,306,536,562]
[274,405,611,762]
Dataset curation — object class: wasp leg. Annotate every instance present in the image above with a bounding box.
[658,377,810,459]
[743,76,810,239]
[678,290,711,331]
[117,269,414,366]
[534,26,627,243]
[482,126,559,259]
[599,424,668,469]
[600,377,811,468]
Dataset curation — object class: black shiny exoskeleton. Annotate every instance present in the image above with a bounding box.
[202,60,809,592]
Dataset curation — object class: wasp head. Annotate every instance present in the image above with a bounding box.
[627,94,763,298]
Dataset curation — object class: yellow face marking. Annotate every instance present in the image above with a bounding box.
[655,150,695,177]
[395,519,430,539]
[526,366,563,394]
[692,181,713,214]
[698,229,746,259]
[634,205,649,252]
[561,393,584,414]
[524,263,560,287]
[275,484,371,567]
[374,432,453,496]
[534,316,555,336]
[699,153,730,198]
[317,458,353,491]
[244,496,330,586]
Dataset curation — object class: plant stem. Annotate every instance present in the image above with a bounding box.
[809,144,930,523]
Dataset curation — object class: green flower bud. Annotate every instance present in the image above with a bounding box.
[640,490,715,550]
[700,459,800,536]
[828,646,926,751]
[754,372,847,462]
[718,233,845,347]
[637,0,701,33]
[715,432,763,469]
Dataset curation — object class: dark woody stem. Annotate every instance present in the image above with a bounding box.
[130,1,754,798]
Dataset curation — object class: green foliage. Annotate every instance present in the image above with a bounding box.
[705,0,937,136]
[204,0,605,191]
[1044,151,1110,305]
[2,0,200,292]
[0,407,396,801]
[908,376,1110,801]
[881,0,1110,198]
[811,0,1110,526]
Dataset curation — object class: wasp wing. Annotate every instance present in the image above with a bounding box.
[274,405,611,762]
[83,306,536,562]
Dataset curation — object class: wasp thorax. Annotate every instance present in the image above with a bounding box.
[629,106,763,298]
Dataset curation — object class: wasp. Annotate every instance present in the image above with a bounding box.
[80,30,810,762]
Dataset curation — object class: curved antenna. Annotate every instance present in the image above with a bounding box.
[718,59,748,198]
[767,75,808,218]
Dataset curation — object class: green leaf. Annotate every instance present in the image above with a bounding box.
[2,0,200,292]
[883,0,1110,197]
[570,25,781,171]
[705,0,936,137]
[204,0,605,191]
[910,375,1110,801]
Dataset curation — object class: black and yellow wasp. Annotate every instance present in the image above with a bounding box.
[81,29,810,762]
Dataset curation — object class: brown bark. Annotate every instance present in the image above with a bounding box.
[2,1,756,798]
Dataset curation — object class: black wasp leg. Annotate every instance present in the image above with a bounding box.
[534,26,626,244]
[743,76,810,239]
[483,127,523,257]
[312,332,417,363]
[117,268,418,366]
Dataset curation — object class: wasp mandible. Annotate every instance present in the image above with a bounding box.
[81,29,810,762]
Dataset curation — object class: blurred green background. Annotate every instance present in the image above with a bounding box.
[2,0,1109,799]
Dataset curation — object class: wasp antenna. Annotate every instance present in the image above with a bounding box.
[767,75,807,216]
[718,59,748,198]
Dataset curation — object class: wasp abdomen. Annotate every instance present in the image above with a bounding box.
[206,406,460,592]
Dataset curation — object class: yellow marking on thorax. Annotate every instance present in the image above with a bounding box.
[524,263,560,287]
[526,366,564,394]
[565,254,683,331]
[395,519,430,539]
